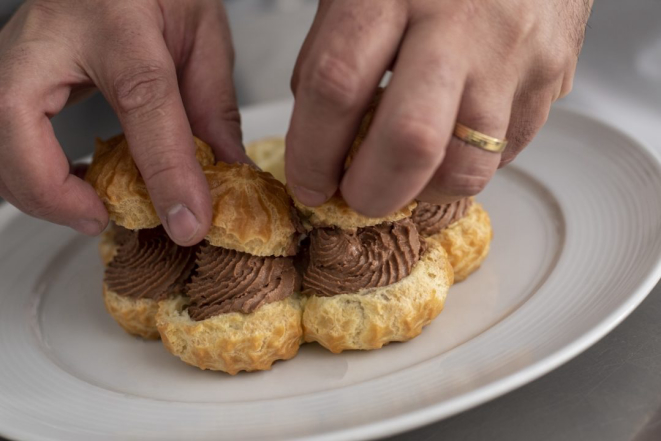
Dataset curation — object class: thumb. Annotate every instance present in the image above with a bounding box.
[90,22,212,246]
[178,1,249,165]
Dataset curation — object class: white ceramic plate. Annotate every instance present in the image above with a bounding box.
[1,103,661,441]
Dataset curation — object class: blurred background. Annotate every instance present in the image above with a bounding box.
[2,1,661,440]
[0,0,660,161]
[0,0,319,160]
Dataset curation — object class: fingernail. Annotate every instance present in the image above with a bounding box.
[71,219,104,236]
[166,204,200,244]
[292,185,327,207]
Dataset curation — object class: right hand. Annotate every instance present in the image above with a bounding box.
[0,0,246,246]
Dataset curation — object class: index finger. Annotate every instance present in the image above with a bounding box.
[88,20,211,246]
[285,1,407,206]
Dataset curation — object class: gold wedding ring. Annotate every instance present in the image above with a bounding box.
[453,122,508,153]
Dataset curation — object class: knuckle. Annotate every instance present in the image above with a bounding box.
[284,135,337,191]
[442,172,490,197]
[511,115,547,150]
[300,53,361,110]
[558,75,574,98]
[141,162,180,186]
[533,53,570,86]
[388,118,442,167]
[135,149,191,185]
[545,55,570,80]
[19,185,61,219]
[113,64,173,117]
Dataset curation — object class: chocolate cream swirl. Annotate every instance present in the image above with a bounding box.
[412,198,472,237]
[301,218,423,297]
[105,227,198,301]
[186,244,299,321]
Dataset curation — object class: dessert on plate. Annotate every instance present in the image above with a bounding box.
[85,134,213,339]
[156,163,305,374]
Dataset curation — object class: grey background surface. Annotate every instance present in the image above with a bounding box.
[2,1,661,440]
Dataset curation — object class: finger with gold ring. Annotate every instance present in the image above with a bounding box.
[453,122,508,153]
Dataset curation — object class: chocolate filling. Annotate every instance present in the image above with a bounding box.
[105,227,198,301]
[412,199,472,237]
[111,223,134,247]
[301,218,423,297]
[186,243,299,320]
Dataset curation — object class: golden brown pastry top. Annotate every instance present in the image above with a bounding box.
[292,193,416,231]
[204,163,302,257]
[86,134,215,229]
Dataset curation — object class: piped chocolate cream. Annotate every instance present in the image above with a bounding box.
[111,223,134,247]
[412,198,472,237]
[302,218,423,297]
[105,227,197,301]
[186,243,299,321]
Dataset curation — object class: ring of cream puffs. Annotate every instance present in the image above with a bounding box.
[156,163,304,374]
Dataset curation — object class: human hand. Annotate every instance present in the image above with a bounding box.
[286,0,592,216]
[0,0,245,245]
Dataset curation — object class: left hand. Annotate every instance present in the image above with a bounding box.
[285,0,593,216]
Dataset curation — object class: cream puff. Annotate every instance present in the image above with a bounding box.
[347,88,492,283]
[247,89,493,283]
[156,163,304,374]
[86,134,213,339]
[412,199,492,282]
[293,193,453,353]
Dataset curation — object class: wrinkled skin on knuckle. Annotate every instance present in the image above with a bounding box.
[439,171,490,197]
[299,53,361,111]
[134,148,193,185]
[113,63,173,117]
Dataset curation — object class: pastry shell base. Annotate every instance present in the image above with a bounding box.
[156,294,303,375]
[103,284,161,340]
[302,238,453,353]
[433,202,492,282]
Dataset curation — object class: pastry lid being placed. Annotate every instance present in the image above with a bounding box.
[204,163,300,257]
[85,134,215,230]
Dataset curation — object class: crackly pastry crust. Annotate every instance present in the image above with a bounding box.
[302,238,453,353]
[245,133,417,231]
[85,134,215,229]
[431,202,492,282]
[292,193,417,231]
[203,163,301,256]
[98,228,119,266]
[103,284,162,340]
[157,294,304,374]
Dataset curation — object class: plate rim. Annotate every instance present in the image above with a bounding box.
[1,104,661,441]
[291,103,661,440]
